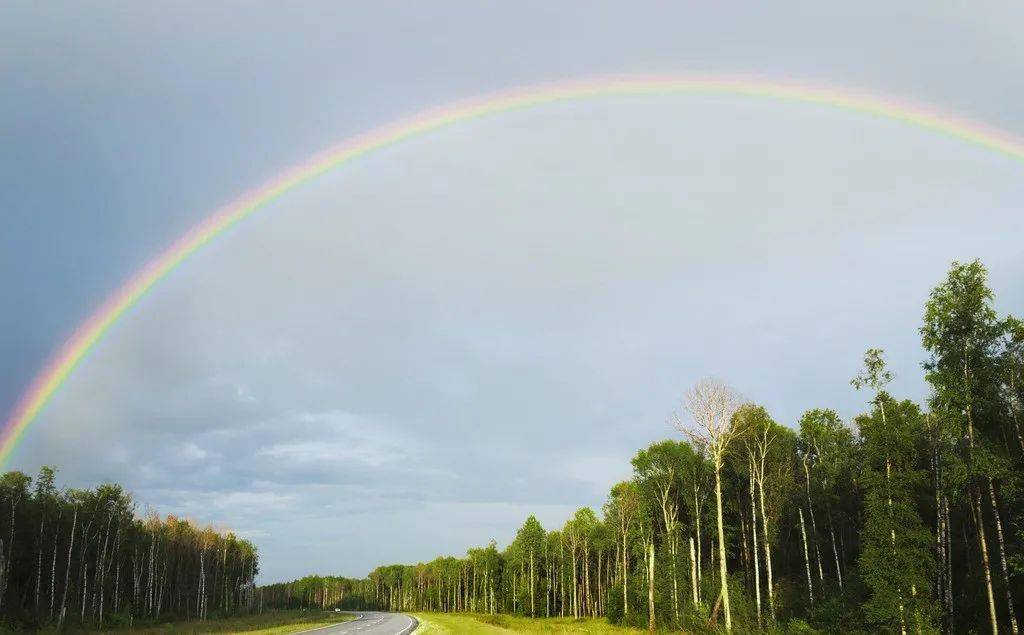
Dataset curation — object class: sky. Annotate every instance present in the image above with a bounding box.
[2,2,1023,582]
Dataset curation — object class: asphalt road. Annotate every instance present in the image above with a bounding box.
[299,611,418,635]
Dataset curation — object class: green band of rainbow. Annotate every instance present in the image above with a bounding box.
[4,74,1024,467]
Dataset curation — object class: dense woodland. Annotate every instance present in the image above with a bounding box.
[263,260,1024,634]
[0,471,260,630]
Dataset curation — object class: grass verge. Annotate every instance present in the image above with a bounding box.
[97,609,358,634]
[411,612,647,633]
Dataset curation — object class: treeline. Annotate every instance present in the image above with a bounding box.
[265,260,1024,634]
[260,575,374,611]
[0,469,260,630]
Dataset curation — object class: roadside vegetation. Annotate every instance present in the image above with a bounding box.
[0,472,260,631]
[263,260,1024,633]
[412,612,645,633]
[101,609,355,634]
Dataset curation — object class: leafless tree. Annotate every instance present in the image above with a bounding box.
[676,378,743,633]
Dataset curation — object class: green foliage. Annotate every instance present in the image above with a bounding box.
[0,468,259,631]
[605,585,624,623]
[856,399,935,632]
[922,260,1004,436]
[781,618,822,635]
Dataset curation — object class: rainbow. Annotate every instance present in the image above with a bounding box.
[4,74,1024,467]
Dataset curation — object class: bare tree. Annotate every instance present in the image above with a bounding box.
[676,378,743,633]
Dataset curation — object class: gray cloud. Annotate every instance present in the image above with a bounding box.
[4,2,1024,582]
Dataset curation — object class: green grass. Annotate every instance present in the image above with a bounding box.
[412,613,648,634]
[97,609,357,634]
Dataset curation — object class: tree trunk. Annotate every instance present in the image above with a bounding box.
[1007,373,1024,454]
[989,479,1018,634]
[758,472,776,620]
[750,464,762,627]
[885,456,908,635]
[2,496,16,612]
[695,486,703,597]
[98,516,111,625]
[113,526,122,615]
[584,545,592,617]
[740,510,750,590]
[622,529,629,617]
[671,534,679,624]
[934,444,948,633]
[58,506,77,628]
[803,458,825,585]
[955,364,999,635]
[822,472,843,592]
[972,488,999,635]
[571,548,578,619]
[689,536,699,606]
[49,509,61,621]
[799,508,814,605]
[943,495,954,631]
[35,510,44,614]
[714,462,732,632]
[647,540,655,633]
[965,400,1000,635]
[529,548,535,617]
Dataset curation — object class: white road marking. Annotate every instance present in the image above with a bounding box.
[288,614,364,635]
[293,611,415,635]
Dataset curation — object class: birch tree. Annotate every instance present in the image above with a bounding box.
[604,481,639,619]
[922,260,1006,635]
[678,378,743,633]
[632,440,686,624]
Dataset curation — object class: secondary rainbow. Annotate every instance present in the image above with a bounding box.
[4,74,1024,467]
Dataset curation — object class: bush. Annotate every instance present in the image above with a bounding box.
[606,585,624,624]
[784,618,822,634]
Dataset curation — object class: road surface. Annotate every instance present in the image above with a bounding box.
[298,611,417,635]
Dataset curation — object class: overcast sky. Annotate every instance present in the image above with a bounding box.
[3,2,1023,582]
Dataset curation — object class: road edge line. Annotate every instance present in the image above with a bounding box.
[397,613,419,635]
[287,612,364,635]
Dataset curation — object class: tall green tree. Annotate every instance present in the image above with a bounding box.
[1000,316,1024,455]
[512,515,546,616]
[922,260,1011,634]
[855,394,935,633]
[631,440,686,624]
[799,408,856,593]
[604,481,639,619]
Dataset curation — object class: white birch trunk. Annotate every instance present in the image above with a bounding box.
[58,506,77,629]
[989,479,1018,634]
[714,463,732,632]
[758,472,776,620]
[799,508,813,605]
[749,464,761,626]
[647,540,655,633]
[689,536,699,606]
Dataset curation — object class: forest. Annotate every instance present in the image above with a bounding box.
[261,260,1024,634]
[0,470,261,630]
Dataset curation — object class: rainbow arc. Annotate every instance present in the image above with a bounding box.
[5,75,1024,466]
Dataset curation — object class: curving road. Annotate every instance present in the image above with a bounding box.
[297,611,418,635]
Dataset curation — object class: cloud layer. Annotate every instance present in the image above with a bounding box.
[4,2,1024,582]
[16,97,1024,580]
